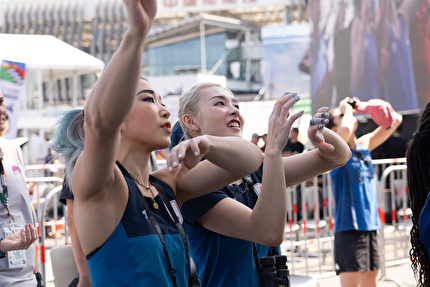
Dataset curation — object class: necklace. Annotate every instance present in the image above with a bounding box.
[128,172,159,209]
[233,179,249,193]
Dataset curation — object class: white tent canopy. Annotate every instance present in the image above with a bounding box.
[0,33,105,136]
[0,33,104,81]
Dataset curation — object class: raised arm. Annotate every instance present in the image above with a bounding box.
[72,0,157,199]
[356,102,403,151]
[165,134,263,204]
[282,107,351,187]
[179,93,304,245]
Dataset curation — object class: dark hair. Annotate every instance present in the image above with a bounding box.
[326,112,336,130]
[406,101,430,286]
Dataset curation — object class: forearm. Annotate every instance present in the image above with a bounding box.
[71,237,91,285]
[316,129,351,166]
[337,105,355,141]
[86,30,146,132]
[67,200,91,285]
[251,150,287,246]
[203,135,263,176]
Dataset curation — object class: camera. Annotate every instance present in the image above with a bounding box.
[347,97,358,109]
[260,255,290,287]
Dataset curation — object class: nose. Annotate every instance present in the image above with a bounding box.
[230,105,240,117]
[160,105,170,119]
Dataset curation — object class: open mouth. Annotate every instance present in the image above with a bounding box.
[228,120,240,128]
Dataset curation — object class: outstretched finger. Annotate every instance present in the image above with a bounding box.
[186,138,201,158]
[166,147,181,172]
[288,110,305,126]
[272,92,299,118]
[275,93,300,122]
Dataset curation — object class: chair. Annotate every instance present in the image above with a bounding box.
[50,245,79,287]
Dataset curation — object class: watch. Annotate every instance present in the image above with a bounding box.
[0,238,6,258]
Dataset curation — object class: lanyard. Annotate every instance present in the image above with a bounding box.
[136,178,196,287]
[0,151,14,232]
[136,185,179,287]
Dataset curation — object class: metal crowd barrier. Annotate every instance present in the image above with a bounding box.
[281,158,410,285]
[24,158,411,286]
[24,164,68,287]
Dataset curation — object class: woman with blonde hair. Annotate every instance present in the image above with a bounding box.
[173,83,351,286]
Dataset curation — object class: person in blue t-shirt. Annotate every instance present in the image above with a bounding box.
[406,100,430,287]
[327,97,402,287]
[51,1,264,286]
[173,83,351,287]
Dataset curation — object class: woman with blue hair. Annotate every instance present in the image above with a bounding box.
[51,1,263,286]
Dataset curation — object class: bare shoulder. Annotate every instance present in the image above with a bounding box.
[151,168,177,193]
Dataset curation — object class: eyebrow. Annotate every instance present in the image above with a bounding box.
[211,95,238,104]
[136,89,156,97]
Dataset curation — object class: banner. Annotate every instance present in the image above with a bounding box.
[306,0,430,114]
[0,60,26,139]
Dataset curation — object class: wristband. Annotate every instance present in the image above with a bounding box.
[0,238,6,258]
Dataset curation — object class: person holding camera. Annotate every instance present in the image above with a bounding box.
[173,84,351,287]
[327,97,402,287]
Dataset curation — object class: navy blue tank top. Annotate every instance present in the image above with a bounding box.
[86,162,189,286]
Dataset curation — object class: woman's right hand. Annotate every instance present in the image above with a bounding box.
[265,92,303,154]
[124,0,157,38]
[167,136,211,181]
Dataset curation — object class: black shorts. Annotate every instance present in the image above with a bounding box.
[334,230,380,275]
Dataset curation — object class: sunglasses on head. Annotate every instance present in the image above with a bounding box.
[355,151,370,167]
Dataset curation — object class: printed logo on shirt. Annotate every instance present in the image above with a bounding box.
[11,165,21,175]
[253,183,262,197]
[142,210,148,220]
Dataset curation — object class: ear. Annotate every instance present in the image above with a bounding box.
[182,114,200,132]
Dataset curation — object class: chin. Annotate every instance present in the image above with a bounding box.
[158,140,171,150]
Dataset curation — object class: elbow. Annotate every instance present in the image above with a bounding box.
[261,233,284,247]
[394,113,403,127]
[328,147,351,170]
[258,226,285,246]
[243,147,264,175]
[339,148,352,167]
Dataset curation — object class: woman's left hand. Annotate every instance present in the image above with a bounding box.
[166,136,210,181]
[308,107,335,152]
